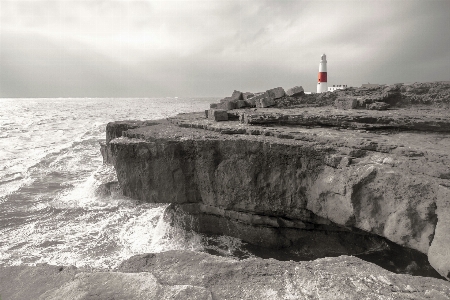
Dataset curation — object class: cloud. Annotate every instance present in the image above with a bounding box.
[1,0,449,97]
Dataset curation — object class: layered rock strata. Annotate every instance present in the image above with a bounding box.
[101,104,450,279]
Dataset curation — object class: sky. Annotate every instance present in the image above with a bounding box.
[1,0,449,98]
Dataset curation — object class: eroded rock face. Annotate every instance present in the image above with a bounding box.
[102,86,450,280]
[102,117,450,278]
[2,251,449,299]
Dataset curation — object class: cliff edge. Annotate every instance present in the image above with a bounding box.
[101,82,450,280]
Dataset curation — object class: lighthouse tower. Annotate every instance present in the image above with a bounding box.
[317,54,328,93]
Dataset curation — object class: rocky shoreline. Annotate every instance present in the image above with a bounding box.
[99,82,450,282]
[1,251,450,299]
[3,82,450,299]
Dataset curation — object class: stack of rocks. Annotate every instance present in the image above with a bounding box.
[208,86,303,121]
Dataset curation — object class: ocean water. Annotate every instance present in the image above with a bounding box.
[0,97,249,269]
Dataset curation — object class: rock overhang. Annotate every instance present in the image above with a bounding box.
[101,84,450,280]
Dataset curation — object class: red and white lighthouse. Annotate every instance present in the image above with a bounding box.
[317,53,328,93]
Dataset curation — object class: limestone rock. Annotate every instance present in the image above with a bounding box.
[242,92,254,100]
[250,92,276,108]
[220,96,234,103]
[246,92,264,107]
[335,97,357,109]
[259,97,275,108]
[231,90,243,100]
[2,252,450,300]
[429,185,450,280]
[367,102,390,110]
[217,100,236,110]
[208,109,228,121]
[236,100,247,109]
[104,101,450,279]
[266,87,285,99]
[286,86,304,97]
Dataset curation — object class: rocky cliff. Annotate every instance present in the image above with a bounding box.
[101,82,450,281]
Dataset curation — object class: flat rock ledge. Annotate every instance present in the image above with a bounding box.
[1,251,450,300]
[101,103,450,281]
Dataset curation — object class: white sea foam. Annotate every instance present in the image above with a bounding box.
[0,97,224,268]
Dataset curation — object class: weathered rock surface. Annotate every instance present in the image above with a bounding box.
[335,97,358,109]
[266,87,285,99]
[367,101,390,110]
[286,85,304,97]
[275,81,450,108]
[208,108,228,121]
[2,251,450,300]
[101,82,450,280]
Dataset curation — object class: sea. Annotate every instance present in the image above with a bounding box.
[0,97,250,269]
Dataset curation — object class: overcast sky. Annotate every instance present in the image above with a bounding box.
[1,0,449,98]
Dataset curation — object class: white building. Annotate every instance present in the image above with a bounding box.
[328,84,348,92]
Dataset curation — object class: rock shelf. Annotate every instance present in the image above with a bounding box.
[99,82,450,282]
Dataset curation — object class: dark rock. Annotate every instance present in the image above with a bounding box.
[217,100,236,110]
[208,109,228,121]
[236,100,247,109]
[231,90,243,100]
[210,103,218,109]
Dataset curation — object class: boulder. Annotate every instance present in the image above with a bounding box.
[266,87,285,99]
[220,96,234,103]
[245,99,256,107]
[208,109,228,121]
[259,97,276,108]
[242,92,255,100]
[335,97,357,110]
[286,86,304,97]
[367,102,390,110]
[231,90,243,100]
[236,100,247,109]
[246,92,264,107]
[217,100,236,110]
[210,103,218,109]
[251,92,276,108]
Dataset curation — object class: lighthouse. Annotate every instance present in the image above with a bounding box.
[317,53,328,93]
